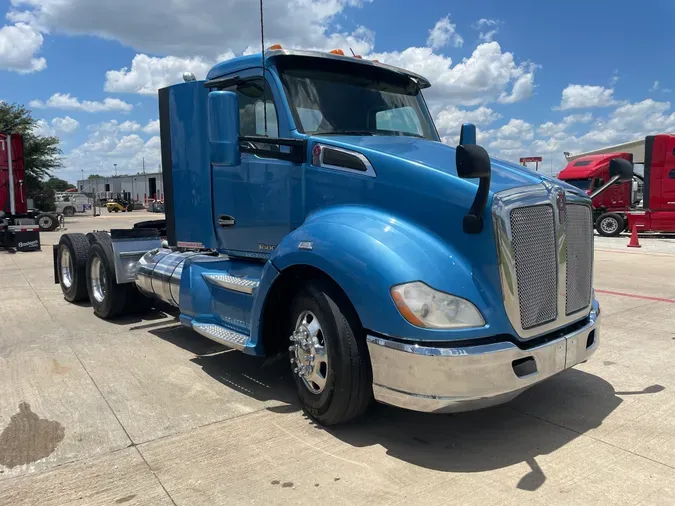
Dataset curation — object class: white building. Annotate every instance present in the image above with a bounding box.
[76,172,165,203]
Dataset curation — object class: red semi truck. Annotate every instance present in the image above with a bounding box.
[0,132,59,251]
[559,133,675,236]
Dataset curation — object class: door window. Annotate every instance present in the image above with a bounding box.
[226,79,279,138]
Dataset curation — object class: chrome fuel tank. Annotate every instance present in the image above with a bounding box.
[135,249,206,307]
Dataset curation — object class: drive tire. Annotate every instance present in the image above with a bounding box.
[86,240,128,319]
[36,213,59,231]
[63,206,75,217]
[57,233,90,302]
[596,213,624,237]
[288,280,372,426]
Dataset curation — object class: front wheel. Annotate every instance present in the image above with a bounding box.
[287,280,372,425]
[596,213,624,237]
[63,206,75,217]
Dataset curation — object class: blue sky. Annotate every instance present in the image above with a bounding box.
[1,0,674,182]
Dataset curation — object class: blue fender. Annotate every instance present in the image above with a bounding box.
[265,206,514,342]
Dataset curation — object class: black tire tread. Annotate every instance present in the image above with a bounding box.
[37,213,59,232]
[58,233,90,302]
[292,280,372,425]
[595,212,624,237]
[86,241,128,319]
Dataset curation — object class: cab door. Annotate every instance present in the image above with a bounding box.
[210,71,295,257]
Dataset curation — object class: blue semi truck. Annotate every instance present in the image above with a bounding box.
[54,48,628,425]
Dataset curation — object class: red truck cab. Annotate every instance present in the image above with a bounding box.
[559,134,675,236]
[625,134,675,233]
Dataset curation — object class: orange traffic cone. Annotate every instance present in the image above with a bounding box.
[627,223,641,248]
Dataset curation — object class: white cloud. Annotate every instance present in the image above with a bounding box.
[650,80,660,92]
[33,116,80,137]
[473,18,501,42]
[495,119,534,141]
[142,120,160,135]
[558,84,617,110]
[0,22,46,73]
[435,106,501,141]
[104,53,234,95]
[488,138,522,151]
[29,93,133,113]
[8,0,373,58]
[426,15,463,50]
[537,113,593,136]
[371,41,537,106]
[63,120,163,182]
[498,72,534,104]
[118,121,141,132]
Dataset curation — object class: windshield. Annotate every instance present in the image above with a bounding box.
[563,178,592,190]
[277,58,439,141]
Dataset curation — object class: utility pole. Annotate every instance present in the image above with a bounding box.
[114,163,118,176]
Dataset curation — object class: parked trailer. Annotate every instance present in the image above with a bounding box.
[53,48,615,425]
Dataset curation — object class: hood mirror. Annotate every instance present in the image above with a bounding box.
[456,124,492,234]
[609,157,633,182]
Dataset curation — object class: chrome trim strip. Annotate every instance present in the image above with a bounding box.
[314,144,376,178]
[492,183,593,339]
[202,273,260,294]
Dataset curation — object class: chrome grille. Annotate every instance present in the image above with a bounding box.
[509,205,558,329]
[565,204,593,314]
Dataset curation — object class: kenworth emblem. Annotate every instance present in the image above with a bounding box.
[556,190,566,224]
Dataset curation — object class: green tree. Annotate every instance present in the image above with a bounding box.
[44,176,73,192]
[0,103,62,211]
[87,174,104,180]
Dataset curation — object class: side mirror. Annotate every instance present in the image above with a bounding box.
[609,157,633,182]
[456,143,492,234]
[208,91,241,166]
[459,123,476,145]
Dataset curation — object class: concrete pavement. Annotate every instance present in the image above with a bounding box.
[1,213,674,505]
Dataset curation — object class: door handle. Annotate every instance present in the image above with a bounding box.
[218,215,236,227]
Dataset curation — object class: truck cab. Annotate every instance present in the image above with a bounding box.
[559,153,635,236]
[561,134,675,235]
[54,48,606,425]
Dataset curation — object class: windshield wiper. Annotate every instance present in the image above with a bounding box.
[311,130,375,136]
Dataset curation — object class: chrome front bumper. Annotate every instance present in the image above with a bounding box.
[367,299,600,413]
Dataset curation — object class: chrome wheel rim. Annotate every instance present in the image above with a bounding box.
[601,218,618,234]
[60,246,73,289]
[38,216,52,228]
[90,256,107,303]
[289,310,328,394]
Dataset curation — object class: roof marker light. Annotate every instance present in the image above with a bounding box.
[268,44,283,50]
[329,49,345,55]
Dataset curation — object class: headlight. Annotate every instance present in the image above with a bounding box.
[390,281,485,329]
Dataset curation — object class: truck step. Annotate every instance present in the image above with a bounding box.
[202,273,260,294]
[191,321,250,350]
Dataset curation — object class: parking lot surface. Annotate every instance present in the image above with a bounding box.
[1,213,674,505]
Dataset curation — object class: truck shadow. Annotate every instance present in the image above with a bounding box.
[150,326,664,491]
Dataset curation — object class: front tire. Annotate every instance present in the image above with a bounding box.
[63,206,75,217]
[288,280,372,425]
[596,213,624,237]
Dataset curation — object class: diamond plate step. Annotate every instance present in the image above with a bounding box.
[191,321,250,350]
[202,273,260,294]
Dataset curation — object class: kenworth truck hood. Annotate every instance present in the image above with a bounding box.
[321,135,553,193]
